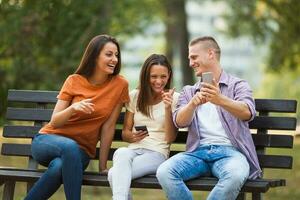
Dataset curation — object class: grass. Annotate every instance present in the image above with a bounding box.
[1,127,300,200]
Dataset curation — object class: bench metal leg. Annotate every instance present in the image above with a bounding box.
[27,182,34,193]
[252,192,263,200]
[2,181,15,200]
[236,192,246,200]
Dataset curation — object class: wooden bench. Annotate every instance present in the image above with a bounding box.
[0,89,298,200]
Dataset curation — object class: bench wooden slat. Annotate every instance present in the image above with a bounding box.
[3,126,294,150]
[3,126,42,138]
[249,116,297,130]
[0,169,285,193]
[6,108,53,121]
[257,154,293,169]
[2,144,293,169]
[1,144,32,157]
[2,126,123,139]
[255,99,297,113]
[6,108,297,131]
[116,112,125,124]
[252,134,293,148]
[8,89,58,103]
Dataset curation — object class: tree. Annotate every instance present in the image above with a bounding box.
[223,0,300,72]
[163,0,194,86]
[0,0,162,122]
[221,0,300,118]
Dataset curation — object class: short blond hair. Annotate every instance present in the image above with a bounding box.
[189,36,221,61]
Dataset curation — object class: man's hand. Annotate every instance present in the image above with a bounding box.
[200,79,222,105]
[190,91,207,107]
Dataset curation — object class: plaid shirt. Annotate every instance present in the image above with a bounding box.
[173,70,262,179]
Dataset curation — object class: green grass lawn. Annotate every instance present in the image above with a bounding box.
[1,128,299,200]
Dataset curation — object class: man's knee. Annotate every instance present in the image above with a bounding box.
[221,167,249,190]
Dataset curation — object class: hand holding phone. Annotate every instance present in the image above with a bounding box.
[133,125,149,142]
[202,72,213,84]
[134,125,148,133]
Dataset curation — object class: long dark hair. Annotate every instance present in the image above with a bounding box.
[137,54,173,118]
[75,34,121,77]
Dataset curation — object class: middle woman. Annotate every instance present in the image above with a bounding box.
[108,54,179,200]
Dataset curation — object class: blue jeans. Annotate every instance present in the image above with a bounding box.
[24,133,90,200]
[156,145,249,200]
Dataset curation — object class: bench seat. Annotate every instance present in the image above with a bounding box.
[0,168,285,193]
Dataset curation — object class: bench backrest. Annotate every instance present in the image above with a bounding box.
[1,90,298,171]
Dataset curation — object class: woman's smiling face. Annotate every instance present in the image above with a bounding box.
[96,42,119,75]
[149,64,170,94]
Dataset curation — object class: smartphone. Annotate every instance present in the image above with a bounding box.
[134,125,148,133]
[202,72,213,84]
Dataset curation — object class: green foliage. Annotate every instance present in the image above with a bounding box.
[224,0,300,72]
[222,0,300,119]
[0,0,162,122]
[255,67,300,118]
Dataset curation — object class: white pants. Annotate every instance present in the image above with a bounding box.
[108,147,166,200]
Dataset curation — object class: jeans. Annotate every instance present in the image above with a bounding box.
[24,133,90,200]
[156,145,249,200]
[108,147,166,200]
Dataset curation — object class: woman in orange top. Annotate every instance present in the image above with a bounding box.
[25,35,129,200]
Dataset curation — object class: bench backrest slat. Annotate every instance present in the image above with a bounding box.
[6,108,53,121]
[249,116,297,130]
[2,143,293,169]
[8,90,58,103]
[252,134,293,148]
[2,126,294,149]
[6,108,297,131]
[257,154,293,169]
[255,99,297,113]
[3,125,42,138]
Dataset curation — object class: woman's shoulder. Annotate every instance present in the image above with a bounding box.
[65,74,85,83]
[129,89,139,100]
[113,75,129,85]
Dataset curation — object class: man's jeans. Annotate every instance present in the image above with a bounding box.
[156,145,249,200]
[24,133,90,200]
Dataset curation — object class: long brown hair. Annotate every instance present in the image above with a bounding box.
[75,34,121,77]
[137,54,173,118]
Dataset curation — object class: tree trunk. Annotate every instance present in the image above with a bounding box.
[164,0,194,86]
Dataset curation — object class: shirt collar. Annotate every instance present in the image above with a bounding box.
[218,69,230,86]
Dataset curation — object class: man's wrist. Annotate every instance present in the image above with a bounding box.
[187,101,197,112]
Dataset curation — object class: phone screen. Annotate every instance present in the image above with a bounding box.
[202,72,213,84]
[134,125,148,132]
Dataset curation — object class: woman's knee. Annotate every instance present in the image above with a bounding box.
[113,147,134,162]
[61,138,80,152]
[107,168,113,183]
[47,158,63,179]
[156,160,174,184]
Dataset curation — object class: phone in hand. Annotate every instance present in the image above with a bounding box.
[202,72,213,84]
[135,125,148,132]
